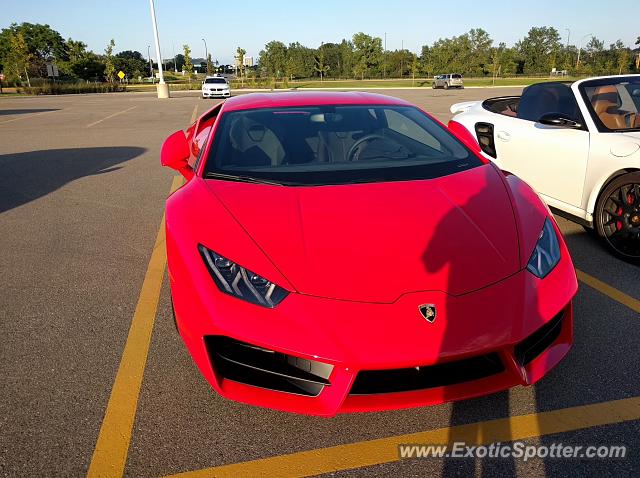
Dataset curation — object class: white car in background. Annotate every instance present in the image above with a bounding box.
[450,75,640,262]
[201,76,231,99]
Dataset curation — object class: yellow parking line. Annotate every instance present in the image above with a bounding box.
[576,269,640,314]
[87,176,183,478]
[87,105,137,128]
[165,396,640,478]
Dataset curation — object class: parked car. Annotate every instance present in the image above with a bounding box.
[450,75,640,263]
[433,74,464,89]
[160,91,577,416]
[201,76,230,99]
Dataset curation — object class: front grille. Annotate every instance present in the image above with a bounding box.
[350,353,504,395]
[205,336,333,396]
[515,311,564,366]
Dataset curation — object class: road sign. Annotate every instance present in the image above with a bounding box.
[117,71,125,80]
[46,64,59,77]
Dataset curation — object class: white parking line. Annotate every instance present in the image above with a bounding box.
[0,109,62,125]
[86,105,137,128]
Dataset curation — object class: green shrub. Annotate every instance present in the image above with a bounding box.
[17,82,125,95]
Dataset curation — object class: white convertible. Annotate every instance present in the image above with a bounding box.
[450,75,640,263]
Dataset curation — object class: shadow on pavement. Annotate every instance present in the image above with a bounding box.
[0,147,146,213]
[0,108,59,116]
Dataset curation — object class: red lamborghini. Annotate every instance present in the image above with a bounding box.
[161,92,577,416]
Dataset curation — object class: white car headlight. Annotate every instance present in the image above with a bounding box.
[199,245,289,307]
[526,218,561,279]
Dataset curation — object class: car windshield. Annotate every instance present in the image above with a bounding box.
[205,78,227,84]
[203,104,480,185]
[579,76,640,132]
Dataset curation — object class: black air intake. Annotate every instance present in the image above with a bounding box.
[206,336,333,396]
[350,353,504,395]
[515,311,564,366]
[475,122,497,158]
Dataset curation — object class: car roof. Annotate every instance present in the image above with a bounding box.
[221,91,412,112]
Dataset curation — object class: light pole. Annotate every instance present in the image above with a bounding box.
[147,45,154,84]
[564,28,571,73]
[172,44,177,73]
[202,38,209,75]
[148,0,169,98]
[576,33,593,69]
[383,32,387,79]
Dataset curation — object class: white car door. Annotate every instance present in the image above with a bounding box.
[491,83,590,211]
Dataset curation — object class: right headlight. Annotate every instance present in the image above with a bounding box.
[526,218,561,279]
[198,244,289,307]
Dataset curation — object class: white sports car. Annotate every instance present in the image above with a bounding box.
[450,75,640,263]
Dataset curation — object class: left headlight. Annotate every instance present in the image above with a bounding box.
[526,218,561,279]
[198,245,289,307]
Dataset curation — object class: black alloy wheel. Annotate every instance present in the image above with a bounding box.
[595,172,640,263]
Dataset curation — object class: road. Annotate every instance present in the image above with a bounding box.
[0,88,639,478]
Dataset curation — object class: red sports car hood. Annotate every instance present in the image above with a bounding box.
[205,165,520,302]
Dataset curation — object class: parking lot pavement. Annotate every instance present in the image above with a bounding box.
[0,88,638,478]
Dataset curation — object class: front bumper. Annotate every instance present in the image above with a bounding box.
[202,89,230,98]
[169,234,577,416]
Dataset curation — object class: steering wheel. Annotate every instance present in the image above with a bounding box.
[346,134,389,161]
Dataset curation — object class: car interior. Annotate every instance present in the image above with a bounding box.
[214,107,457,170]
[588,84,640,130]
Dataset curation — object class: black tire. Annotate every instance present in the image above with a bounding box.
[444,83,449,90]
[594,172,640,263]
[432,82,437,89]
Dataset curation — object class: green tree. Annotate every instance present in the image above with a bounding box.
[66,39,87,63]
[516,26,562,74]
[0,23,68,77]
[5,31,32,85]
[259,41,287,78]
[338,40,354,78]
[172,53,185,71]
[206,53,214,75]
[468,28,493,75]
[115,50,147,80]
[183,44,193,82]
[104,39,115,83]
[236,47,246,85]
[411,53,419,85]
[286,42,314,79]
[314,45,330,81]
[352,32,382,79]
[71,54,105,81]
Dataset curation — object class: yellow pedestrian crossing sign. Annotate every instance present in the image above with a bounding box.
[117,70,125,80]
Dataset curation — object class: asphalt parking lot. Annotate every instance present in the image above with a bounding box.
[1,87,639,478]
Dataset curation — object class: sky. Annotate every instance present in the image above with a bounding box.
[1,0,638,64]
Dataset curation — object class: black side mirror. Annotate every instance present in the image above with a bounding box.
[538,112,582,129]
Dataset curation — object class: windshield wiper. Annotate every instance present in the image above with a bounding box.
[205,172,284,186]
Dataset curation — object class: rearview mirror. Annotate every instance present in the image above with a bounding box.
[538,112,582,129]
[161,130,191,175]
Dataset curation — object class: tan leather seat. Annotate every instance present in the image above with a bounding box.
[591,86,628,129]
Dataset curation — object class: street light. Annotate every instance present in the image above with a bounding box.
[576,33,593,69]
[202,38,209,75]
[148,0,169,98]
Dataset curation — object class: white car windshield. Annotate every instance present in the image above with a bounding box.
[205,78,227,84]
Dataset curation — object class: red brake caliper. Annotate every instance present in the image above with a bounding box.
[617,206,624,231]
